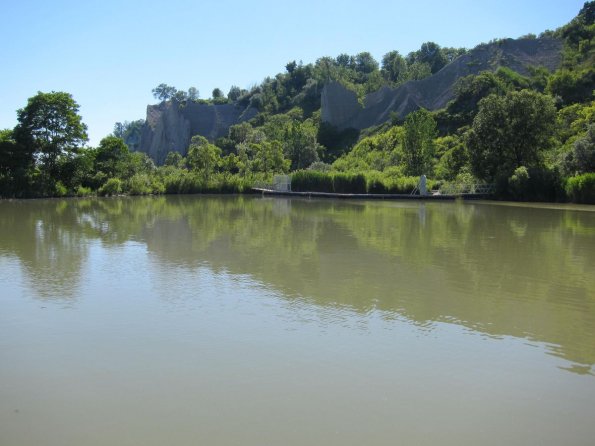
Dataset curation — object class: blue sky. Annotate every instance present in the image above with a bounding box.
[0,0,586,146]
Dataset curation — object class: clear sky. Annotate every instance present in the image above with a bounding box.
[0,0,586,146]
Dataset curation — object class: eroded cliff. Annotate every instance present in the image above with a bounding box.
[139,101,256,164]
[321,37,563,130]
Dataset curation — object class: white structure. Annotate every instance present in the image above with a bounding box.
[419,175,427,196]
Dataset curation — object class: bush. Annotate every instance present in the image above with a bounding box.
[566,173,595,203]
[383,176,422,194]
[75,185,93,197]
[366,171,388,194]
[332,173,367,193]
[54,181,68,197]
[127,173,153,195]
[291,170,334,192]
[505,167,565,202]
[98,178,123,196]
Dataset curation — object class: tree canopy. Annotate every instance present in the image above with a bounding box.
[468,90,557,181]
[13,91,88,171]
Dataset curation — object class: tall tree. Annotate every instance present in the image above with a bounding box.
[381,51,407,83]
[402,108,437,176]
[467,90,557,181]
[187,87,199,101]
[152,84,177,102]
[13,91,88,173]
[186,135,221,180]
[227,85,241,101]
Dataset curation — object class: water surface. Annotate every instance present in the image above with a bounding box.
[1,196,594,445]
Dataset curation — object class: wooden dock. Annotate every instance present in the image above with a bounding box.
[252,188,491,200]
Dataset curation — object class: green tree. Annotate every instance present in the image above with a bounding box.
[402,108,437,176]
[113,119,144,152]
[164,151,185,168]
[172,90,188,102]
[95,136,130,178]
[13,91,88,175]
[186,135,222,179]
[381,51,407,83]
[283,121,321,170]
[251,140,288,174]
[227,85,241,101]
[417,42,448,74]
[0,129,33,175]
[152,83,177,102]
[187,87,199,101]
[212,88,224,99]
[563,123,595,174]
[467,90,557,181]
[354,52,379,74]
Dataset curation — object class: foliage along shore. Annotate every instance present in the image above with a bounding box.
[1,3,594,204]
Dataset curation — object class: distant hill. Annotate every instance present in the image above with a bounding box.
[137,36,563,163]
[321,37,563,131]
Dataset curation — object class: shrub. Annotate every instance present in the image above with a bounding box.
[75,185,93,197]
[54,181,68,197]
[291,170,334,192]
[566,173,595,204]
[127,173,153,195]
[366,171,388,194]
[332,173,366,193]
[384,176,422,194]
[98,178,123,196]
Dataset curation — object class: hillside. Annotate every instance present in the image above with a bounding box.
[137,37,563,161]
[321,37,563,130]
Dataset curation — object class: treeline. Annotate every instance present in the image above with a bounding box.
[1,2,594,202]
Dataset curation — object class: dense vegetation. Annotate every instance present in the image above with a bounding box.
[1,2,594,202]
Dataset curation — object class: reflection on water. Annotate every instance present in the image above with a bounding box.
[1,196,594,373]
[2,196,595,445]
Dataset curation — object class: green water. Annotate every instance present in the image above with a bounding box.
[1,195,594,445]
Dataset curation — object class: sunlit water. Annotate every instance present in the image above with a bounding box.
[1,195,594,445]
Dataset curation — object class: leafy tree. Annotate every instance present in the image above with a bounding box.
[113,119,144,151]
[251,140,288,174]
[13,91,88,174]
[283,121,321,170]
[547,68,595,105]
[381,51,407,83]
[152,83,177,102]
[164,151,185,168]
[407,42,448,74]
[172,90,188,102]
[405,62,432,81]
[336,53,353,68]
[285,61,297,74]
[442,47,467,63]
[354,52,378,74]
[186,135,222,179]
[401,108,437,176]
[227,85,241,101]
[467,90,557,181]
[439,72,508,131]
[212,88,224,99]
[187,87,199,101]
[94,136,130,178]
[0,129,33,175]
[563,123,595,174]
[229,122,253,144]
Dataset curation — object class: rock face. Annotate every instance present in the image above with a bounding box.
[139,101,256,164]
[322,37,563,131]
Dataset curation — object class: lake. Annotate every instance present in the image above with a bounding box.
[1,195,594,445]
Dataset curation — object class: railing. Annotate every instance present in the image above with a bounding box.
[253,175,292,192]
[439,183,495,195]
